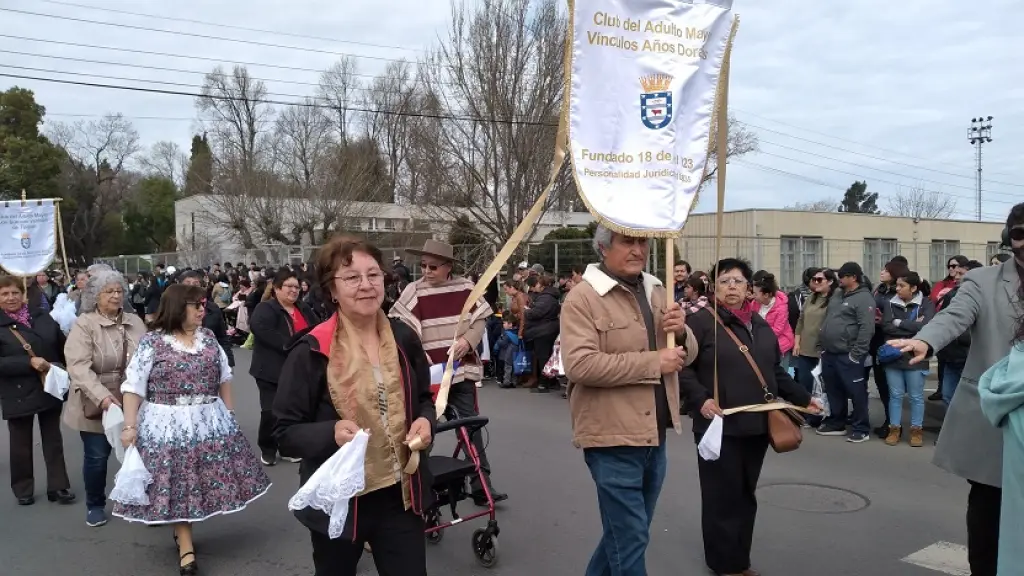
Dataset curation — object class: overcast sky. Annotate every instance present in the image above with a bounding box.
[1,0,1020,222]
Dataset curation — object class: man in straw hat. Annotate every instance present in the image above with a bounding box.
[389,239,508,505]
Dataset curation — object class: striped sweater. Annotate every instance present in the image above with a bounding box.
[389,276,493,384]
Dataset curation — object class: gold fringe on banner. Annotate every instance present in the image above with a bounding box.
[564,4,740,239]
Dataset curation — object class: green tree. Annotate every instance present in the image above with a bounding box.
[838,180,879,214]
[121,176,178,252]
[183,133,213,196]
[0,87,62,199]
[532,227,592,275]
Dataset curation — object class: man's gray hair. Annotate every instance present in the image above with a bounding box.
[592,224,614,259]
[80,269,130,314]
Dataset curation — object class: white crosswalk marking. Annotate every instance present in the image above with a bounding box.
[901,542,970,575]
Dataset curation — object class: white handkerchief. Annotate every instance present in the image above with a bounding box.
[103,405,126,463]
[43,366,69,400]
[110,445,153,505]
[698,415,723,461]
[288,430,370,539]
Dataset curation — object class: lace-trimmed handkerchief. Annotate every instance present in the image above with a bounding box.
[288,429,369,539]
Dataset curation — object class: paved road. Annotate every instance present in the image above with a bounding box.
[0,349,974,575]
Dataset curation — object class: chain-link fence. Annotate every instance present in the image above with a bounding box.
[96,235,1007,288]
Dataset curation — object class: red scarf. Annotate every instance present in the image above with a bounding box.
[5,304,31,327]
[717,300,754,326]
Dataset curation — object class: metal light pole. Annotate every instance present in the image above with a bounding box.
[967,116,993,222]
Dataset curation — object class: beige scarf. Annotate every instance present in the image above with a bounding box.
[326,310,412,506]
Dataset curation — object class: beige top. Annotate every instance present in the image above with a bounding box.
[63,311,147,433]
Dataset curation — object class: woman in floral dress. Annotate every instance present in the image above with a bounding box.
[115,284,271,575]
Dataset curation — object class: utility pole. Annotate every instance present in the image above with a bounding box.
[967,116,993,222]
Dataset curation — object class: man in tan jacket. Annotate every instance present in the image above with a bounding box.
[560,224,696,576]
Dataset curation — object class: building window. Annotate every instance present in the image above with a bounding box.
[780,236,823,288]
[930,240,961,281]
[863,238,897,278]
[987,242,1004,263]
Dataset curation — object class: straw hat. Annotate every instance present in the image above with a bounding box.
[406,239,455,262]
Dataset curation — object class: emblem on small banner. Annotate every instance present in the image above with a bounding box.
[639,74,673,130]
[20,232,31,250]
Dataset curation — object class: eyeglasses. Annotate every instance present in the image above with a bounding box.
[811,277,827,283]
[186,299,206,310]
[281,283,301,290]
[101,289,124,296]
[420,262,448,271]
[334,271,385,289]
[1009,227,1024,242]
[716,277,748,287]
[947,264,960,269]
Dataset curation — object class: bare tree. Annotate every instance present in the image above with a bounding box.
[48,113,141,263]
[785,197,838,212]
[196,66,279,248]
[886,186,956,219]
[317,56,361,144]
[704,114,760,185]
[415,0,566,246]
[363,60,416,202]
[138,141,188,188]
[273,99,333,242]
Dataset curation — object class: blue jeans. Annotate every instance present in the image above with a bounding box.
[80,431,112,510]
[584,443,668,576]
[820,352,870,435]
[885,368,926,428]
[942,362,965,406]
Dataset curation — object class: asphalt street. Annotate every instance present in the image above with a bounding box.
[0,348,974,576]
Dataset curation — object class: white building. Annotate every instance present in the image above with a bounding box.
[174,195,595,258]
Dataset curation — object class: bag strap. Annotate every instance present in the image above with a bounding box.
[8,326,38,359]
[706,308,775,403]
[118,315,129,380]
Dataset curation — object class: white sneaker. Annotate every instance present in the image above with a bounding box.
[281,456,302,463]
[475,381,483,388]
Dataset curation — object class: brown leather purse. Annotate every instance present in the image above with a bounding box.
[8,326,47,387]
[82,322,128,420]
[710,310,804,453]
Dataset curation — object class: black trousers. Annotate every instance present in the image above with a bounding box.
[256,378,278,455]
[7,406,70,498]
[309,486,426,576]
[529,333,559,389]
[967,481,1001,576]
[445,380,494,493]
[696,433,769,574]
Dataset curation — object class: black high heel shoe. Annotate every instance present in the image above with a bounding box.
[173,533,198,575]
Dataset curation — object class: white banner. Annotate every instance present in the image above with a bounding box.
[0,199,57,275]
[569,0,735,234]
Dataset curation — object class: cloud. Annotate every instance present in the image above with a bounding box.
[1,0,1019,221]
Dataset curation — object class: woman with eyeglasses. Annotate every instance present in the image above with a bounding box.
[114,284,270,575]
[792,268,836,428]
[249,268,319,466]
[274,236,436,576]
[680,258,822,576]
[63,269,147,528]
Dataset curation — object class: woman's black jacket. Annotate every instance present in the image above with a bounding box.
[679,306,811,437]
[248,298,318,384]
[0,308,66,419]
[273,315,436,539]
[522,286,561,342]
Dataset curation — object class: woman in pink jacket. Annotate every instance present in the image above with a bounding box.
[752,271,795,370]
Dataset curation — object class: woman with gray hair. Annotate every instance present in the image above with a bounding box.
[63,268,147,527]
